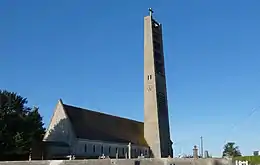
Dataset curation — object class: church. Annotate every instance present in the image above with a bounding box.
[43,99,150,159]
[43,10,173,159]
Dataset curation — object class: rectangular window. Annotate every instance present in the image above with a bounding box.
[93,145,95,153]
[101,146,104,154]
[84,144,87,152]
[108,146,111,153]
[147,75,152,80]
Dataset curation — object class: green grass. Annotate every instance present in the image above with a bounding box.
[234,156,260,165]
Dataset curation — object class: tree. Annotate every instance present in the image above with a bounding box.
[0,90,45,160]
[222,142,242,158]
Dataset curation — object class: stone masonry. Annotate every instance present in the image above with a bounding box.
[0,158,233,165]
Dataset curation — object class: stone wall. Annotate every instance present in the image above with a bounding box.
[0,158,233,165]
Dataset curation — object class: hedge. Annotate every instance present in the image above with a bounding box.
[234,156,260,165]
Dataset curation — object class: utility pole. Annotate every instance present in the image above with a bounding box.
[172,142,175,158]
[200,136,204,158]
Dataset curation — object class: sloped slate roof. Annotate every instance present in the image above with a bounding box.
[63,104,148,147]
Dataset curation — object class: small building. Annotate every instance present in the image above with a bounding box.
[253,151,259,156]
[204,150,209,158]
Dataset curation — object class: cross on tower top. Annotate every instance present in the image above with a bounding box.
[149,8,154,16]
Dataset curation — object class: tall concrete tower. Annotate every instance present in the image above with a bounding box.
[144,9,173,158]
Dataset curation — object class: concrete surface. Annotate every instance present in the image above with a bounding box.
[0,158,233,165]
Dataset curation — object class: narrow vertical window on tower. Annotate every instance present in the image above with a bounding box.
[147,75,152,80]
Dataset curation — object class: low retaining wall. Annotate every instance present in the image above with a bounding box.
[0,158,233,165]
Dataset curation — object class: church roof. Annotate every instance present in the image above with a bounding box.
[62,103,148,147]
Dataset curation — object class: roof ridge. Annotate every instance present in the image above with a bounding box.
[63,103,143,124]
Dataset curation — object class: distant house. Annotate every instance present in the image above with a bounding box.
[253,151,259,156]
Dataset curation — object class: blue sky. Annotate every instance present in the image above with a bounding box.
[1,0,260,157]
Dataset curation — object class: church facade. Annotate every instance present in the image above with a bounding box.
[43,10,173,159]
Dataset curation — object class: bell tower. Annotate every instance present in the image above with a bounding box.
[143,8,173,158]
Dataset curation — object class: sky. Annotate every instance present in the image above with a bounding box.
[0,0,260,157]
